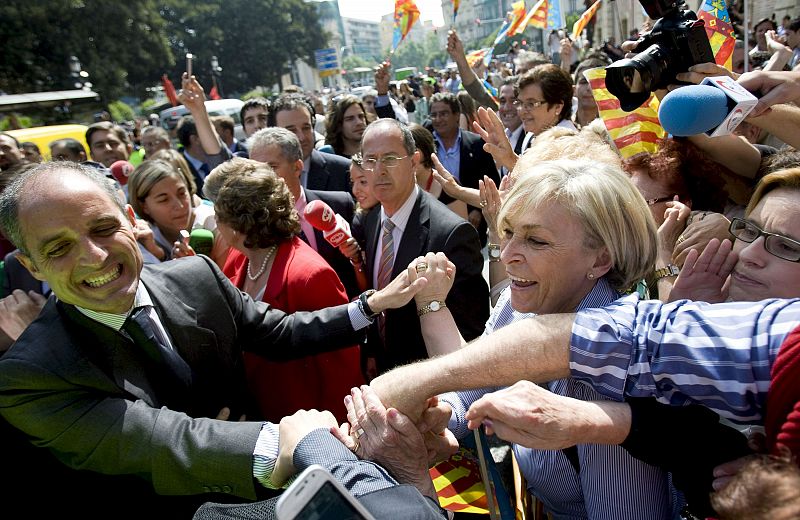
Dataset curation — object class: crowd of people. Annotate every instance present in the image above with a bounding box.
[3,10,800,520]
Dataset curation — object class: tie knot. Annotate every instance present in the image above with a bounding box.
[383,219,395,233]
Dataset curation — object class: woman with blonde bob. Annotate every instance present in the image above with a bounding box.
[397,159,681,519]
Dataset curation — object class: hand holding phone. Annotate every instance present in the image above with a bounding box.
[186,52,193,77]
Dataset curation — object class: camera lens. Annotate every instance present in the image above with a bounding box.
[605,44,670,111]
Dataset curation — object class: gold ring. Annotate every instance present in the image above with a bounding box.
[415,262,428,273]
[677,235,686,244]
[480,200,488,208]
[353,439,360,452]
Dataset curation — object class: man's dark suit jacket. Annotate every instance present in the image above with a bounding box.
[306,149,351,192]
[0,256,364,508]
[457,130,500,244]
[182,150,209,196]
[305,188,360,299]
[361,190,489,372]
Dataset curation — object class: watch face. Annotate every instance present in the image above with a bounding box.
[430,301,441,311]
[489,248,501,258]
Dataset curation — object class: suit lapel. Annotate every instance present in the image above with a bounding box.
[365,207,382,282]
[393,191,429,277]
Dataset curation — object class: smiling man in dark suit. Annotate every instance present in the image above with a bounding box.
[359,119,489,373]
[0,162,424,516]
[429,92,499,244]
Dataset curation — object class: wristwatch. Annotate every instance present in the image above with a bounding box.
[358,289,380,319]
[417,300,447,317]
[488,243,501,263]
[653,264,680,281]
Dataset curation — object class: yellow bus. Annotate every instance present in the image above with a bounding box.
[7,124,89,161]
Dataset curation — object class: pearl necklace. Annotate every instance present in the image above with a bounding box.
[246,245,277,281]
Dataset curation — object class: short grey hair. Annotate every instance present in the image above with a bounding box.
[141,125,170,142]
[361,118,416,156]
[246,127,303,163]
[0,162,124,256]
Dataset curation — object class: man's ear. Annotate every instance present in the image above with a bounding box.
[16,252,47,282]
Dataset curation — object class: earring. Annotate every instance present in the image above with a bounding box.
[587,273,595,280]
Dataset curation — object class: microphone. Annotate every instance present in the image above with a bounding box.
[188,228,214,256]
[109,160,134,186]
[304,199,352,248]
[658,76,758,137]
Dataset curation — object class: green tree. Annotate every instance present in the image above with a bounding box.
[109,100,136,122]
[0,0,173,100]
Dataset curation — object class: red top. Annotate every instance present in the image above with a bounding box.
[223,236,364,422]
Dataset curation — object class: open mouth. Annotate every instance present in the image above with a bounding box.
[84,264,122,288]
[509,274,536,288]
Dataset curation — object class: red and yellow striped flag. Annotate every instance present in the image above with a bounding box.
[430,447,492,513]
[466,47,493,68]
[506,0,529,37]
[520,0,548,31]
[571,0,602,40]
[391,0,421,53]
[584,67,665,158]
[697,0,736,70]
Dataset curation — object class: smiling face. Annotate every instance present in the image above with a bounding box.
[350,161,379,210]
[141,174,193,238]
[429,101,460,138]
[17,172,143,314]
[497,84,522,132]
[88,129,131,167]
[517,83,562,136]
[500,199,606,314]
[729,187,800,302]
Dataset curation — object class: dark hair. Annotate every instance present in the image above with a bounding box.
[573,57,610,85]
[49,138,88,160]
[20,142,40,153]
[270,93,315,127]
[409,123,435,169]
[430,92,461,114]
[325,95,366,155]
[240,97,271,126]
[213,158,300,248]
[175,116,198,148]
[86,121,131,148]
[789,18,800,32]
[753,17,777,32]
[0,132,20,148]
[211,115,235,134]
[457,91,477,123]
[516,64,574,122]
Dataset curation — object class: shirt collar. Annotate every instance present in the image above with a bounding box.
[433,128,462,152]
[183,150,205,171]
[75,283,152,331]
[380,185,418,234]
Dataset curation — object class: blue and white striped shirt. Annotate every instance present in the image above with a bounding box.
[441,279,681,520]
[570,295,800,424]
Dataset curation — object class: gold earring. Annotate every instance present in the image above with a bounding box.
[587,273,595,280]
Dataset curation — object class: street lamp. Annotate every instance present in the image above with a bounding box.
[210,55,224,98]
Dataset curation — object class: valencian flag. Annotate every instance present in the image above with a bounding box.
[697,0,736,70]
[520,0,548,31]
[466,47,494,68]
[391,0,421,53]
[453,0,460,23]
[161,74,179,106]
[572,0,602,40]
[493,1,526,46]
[546,0,564,30]
[584,67,665,158]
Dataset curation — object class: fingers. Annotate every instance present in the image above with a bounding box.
[431,153,452,180]
[216,406,231,421]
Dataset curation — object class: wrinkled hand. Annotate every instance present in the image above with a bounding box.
[672,212,731,267]
[178,73,207,113]
[464,380,594,450]
[367,263,428,314]
[446,30,465,61]
[0,289,47,342]
[657,198,690,262]
[738,70,800,117]
[417,396,458,464]
[669,238,736,303]
[673,62,738,89]
[333,386,437,498]
[474,107,517,171]
[410,252,455,308]
[274,409,339,487]
[375,61,391,95]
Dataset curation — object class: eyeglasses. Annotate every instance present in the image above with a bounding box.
[513,99,547,111]
[644,195,676,206]
[361,154,409,171]
[429,111,454,119]
[729,217,800,262]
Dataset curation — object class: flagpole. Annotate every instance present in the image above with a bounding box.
[743,0,749,71]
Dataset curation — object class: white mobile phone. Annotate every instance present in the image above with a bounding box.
[186,52,193,77]
[276,465,376,520]
[179,229,190,246]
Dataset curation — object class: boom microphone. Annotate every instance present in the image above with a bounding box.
[304,199,352,248]
[658,76,758,137]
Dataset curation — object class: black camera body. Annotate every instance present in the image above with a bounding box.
[605,0,714,111]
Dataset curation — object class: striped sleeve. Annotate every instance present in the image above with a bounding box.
[570,295,800,423]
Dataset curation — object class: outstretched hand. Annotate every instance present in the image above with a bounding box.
[669,238,736,303]
[473,107,517,171]
[178,73,207,113]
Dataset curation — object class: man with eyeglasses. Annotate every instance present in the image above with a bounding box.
[497,77,525,177]
[429,92,499,245]
[358,119,489,374]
